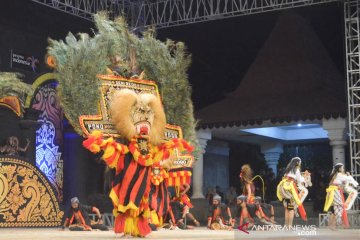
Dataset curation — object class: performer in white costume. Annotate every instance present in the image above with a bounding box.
[277,157,308,226]
[324,163,359,230]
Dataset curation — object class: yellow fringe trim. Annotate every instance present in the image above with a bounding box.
[110,189,119,206]
[150,210,160,226]
[123,217,140,236]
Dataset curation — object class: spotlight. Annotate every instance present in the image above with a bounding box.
[297,123,302,127]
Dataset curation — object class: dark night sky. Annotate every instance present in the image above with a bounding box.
[1,1,344,111]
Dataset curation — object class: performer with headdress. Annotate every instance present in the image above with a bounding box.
[83,89,193,237]
[276,157,307,226]
[324,163,359,230]
[46,13,197,238]
[207,194,234,230]
[239,164,255,204]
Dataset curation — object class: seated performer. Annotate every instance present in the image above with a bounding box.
[324,163,359,230]
[62,197,108,231]
[239,164,255,204]
[253,196,276,224]
[236,195,273,229]
[207,194,234,230]
[236,195,255,229]
[277,157,307,226]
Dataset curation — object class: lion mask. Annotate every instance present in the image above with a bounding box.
[110,89,166,146]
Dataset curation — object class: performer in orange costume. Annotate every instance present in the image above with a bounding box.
[239,164,255,204]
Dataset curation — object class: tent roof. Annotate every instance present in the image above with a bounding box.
[196,12,346,129]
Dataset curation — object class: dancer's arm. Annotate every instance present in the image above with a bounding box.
[91,206,103,223]
[61,210,72,230]
[83,130,128,170]
[180,183,190,196]
[207,217,212,229]
[207,207,213,229]
[344,173,359,187]
[227,207,234,226]
[295,168,305,184]
[239,214,243,226]
[18,139,30,152]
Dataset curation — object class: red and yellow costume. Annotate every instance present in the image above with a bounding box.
[323,167,358,228]
[277,173,307,221]
[83,130,193,236]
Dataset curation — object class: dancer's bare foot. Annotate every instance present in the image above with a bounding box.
[115,233,125,238]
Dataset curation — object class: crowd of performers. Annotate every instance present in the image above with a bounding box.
[206,164,277,231]
[77,88,358,236]
[76,136,360,236]
[277,157,358,230]
[168,158,358,232]
[74,133,360,236]
[207,158,359,232]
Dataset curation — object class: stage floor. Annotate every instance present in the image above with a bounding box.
[0,227,359,240]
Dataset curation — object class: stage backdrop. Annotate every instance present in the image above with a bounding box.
[0,155,63,227]
[30,79,64,202]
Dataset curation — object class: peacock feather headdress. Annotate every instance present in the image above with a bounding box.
[47,13,199,155]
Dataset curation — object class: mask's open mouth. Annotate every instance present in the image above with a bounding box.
[135,121,151,136]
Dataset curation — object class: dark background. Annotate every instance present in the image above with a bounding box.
[0,0,344,110]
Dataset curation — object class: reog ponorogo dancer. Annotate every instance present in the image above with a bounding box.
[83,89,193,237]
